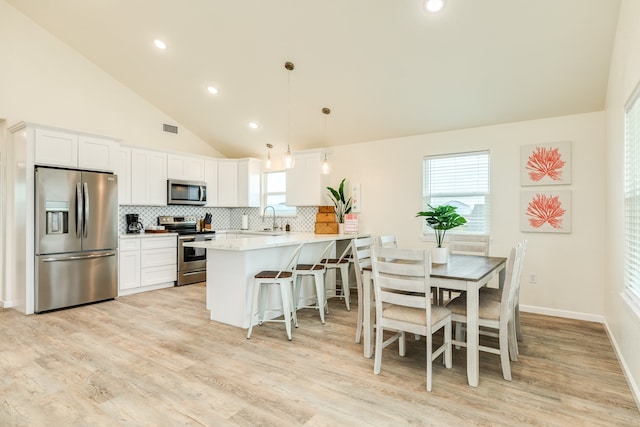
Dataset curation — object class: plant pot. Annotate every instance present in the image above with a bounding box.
[432,247,449,264]
[338,223,344,234]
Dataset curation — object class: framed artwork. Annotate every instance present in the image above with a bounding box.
[520,141,572,186]
[520,190,572,233]
[351,182,361,212]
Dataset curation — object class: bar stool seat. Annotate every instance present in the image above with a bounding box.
[247,244,303,341]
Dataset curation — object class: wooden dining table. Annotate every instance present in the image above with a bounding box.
[362,253,507,388]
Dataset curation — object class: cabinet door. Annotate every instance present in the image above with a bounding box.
[117,147,132,205]
[286,153,330,206]
[130,149,167,206]
[167,154,205,181]
[237,159,261,207]
[204,159,219,207]
[119,250,141,290]
[217,161,238,207]
[78,135,118,172]
[34,128,78,168]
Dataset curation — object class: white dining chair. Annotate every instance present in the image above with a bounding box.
[321,241,353,311]
[247,244,304,341]
[371,246,452,391]
[352,236,375,344]
[438,234,491,304]
[293,241,335,324]
[376,234,398,248]
[445,241,526,381]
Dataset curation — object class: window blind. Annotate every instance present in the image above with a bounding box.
[423,151,490,235]
[625,84,640,301]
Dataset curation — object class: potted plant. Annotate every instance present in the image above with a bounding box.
[327,178,353,233]
[416,204,467,263]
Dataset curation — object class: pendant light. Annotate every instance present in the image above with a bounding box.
[265,143,273,169]
[283,61,295,169]
[321,107,331,175]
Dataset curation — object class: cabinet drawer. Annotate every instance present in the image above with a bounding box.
[141,265,176,287]
[141,247,176,268]
[119,238,141,251]
[141,236,176,250]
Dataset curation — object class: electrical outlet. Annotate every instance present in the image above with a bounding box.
[529,273,537,284]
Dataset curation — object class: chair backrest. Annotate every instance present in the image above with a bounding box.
[278,244,304,277]
[371,246,432,325]
[376,234,399,248]
[448,234,490,256]
[301,240,336,270]
[352,236,375,274]
[499,241,526,321]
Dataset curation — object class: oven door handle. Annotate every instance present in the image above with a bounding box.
[179,236,196,242]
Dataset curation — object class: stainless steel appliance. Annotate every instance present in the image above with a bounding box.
[35,167,118,312]
[158,216,215,286]
[125,213,143,233]
[167,179,207,205]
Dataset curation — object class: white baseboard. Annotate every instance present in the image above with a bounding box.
[520,304,605,323]
[521,304,640,411]
[602,320,640,411]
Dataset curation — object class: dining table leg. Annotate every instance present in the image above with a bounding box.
[363,269,374,358]
[466,281,480,387]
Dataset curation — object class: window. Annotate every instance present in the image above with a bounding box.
[263,170,296,216]
[624,84,640,303]
[422,151,490,235]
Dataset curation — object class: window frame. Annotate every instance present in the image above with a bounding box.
[262,169,296,217]
[421,150,490,239]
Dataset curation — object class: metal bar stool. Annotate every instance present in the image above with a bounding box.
[294,241,335,324]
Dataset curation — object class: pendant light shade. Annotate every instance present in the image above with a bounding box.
[321,107,331,175]
[284,144,293,169]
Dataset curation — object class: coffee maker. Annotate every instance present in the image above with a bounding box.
[125,213,143,233]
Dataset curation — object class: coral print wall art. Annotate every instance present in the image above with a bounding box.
[520,141,572,186]
[520,190,571,233]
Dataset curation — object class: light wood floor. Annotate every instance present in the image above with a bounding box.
[1,283,638,426]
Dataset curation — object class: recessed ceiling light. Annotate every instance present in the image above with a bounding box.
[207,86,218,94]
[153,39,167,50]
[249,122,258,129]
[424,0,445,13]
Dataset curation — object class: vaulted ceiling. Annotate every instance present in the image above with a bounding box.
[7,0,621,158]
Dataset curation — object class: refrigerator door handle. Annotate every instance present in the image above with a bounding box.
[76,182,83,238]
[83,182,90,238]
[42,252,117,262]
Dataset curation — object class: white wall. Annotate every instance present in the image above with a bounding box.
[604,0,640,406]
[329,111,606,318]
[0,0,222,157]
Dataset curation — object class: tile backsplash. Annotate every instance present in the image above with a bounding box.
[119,205,318,234]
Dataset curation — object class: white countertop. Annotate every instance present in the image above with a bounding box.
[183,232,365,251]
[119,232,178,239]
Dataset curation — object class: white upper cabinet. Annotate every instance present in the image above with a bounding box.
[217,160,238,207]
[204,159,219,207]
[216,158,261,207]
[286,152,330,206]
[117,147,132,205]
[167,154,206,181]
[130,149,167,206]
[34,127,118,172]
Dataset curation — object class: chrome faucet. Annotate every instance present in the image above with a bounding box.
[263,206,276,231]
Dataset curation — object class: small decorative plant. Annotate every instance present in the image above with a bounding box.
[327,178,352,223]
[416,204,467,247]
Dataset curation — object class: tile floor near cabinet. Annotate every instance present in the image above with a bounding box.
[0,283,638,426]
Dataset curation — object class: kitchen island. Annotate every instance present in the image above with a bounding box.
[184,232,364,329]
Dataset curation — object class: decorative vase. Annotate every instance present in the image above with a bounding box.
[432,247,449,264]
[338,223,344,234]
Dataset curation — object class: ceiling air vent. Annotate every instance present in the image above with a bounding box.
[163,124,178,134]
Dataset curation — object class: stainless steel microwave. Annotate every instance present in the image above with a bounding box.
[167,179,207,205]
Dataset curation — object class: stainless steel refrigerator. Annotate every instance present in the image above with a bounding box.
[35,167,118,312]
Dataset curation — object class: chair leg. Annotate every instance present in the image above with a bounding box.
[314,272,326,323]
[373,322,384,375]
[455,322,464,350]
[339,265,350,311]
[289,282,299,328]
[355,276,364,343]
[399,331,406,357]
[426,332,433,392]
[280,282,293,341]
[247,282,261,339]
[444,321,452,369]
[499,324,512,381]
[515,303,523,341]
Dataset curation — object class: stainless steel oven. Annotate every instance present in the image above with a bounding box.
[159,216,215,286]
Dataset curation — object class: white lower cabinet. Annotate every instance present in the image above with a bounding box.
[119,235,177,295]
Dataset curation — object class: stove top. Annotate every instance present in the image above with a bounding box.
[158,215,215,236]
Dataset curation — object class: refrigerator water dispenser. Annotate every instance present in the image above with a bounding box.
[45,201,69,234]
